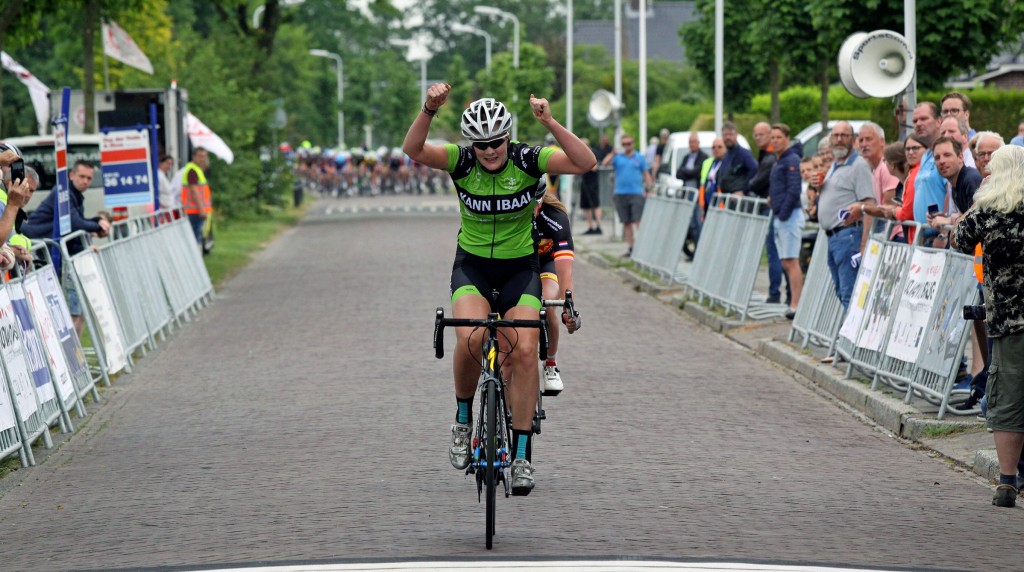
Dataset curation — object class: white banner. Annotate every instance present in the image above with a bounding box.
[101,20,154,74]
[886,250,946,363]
[839,239,883,342]
[857,243,912,351]
[186,113,234,164]
[918,258,978,376]
[0,366,16,432]
[24,276,76,402]
[38,266,91,387]
[73,253,128,374]
[0,287,40,420]
[0,51,51,135]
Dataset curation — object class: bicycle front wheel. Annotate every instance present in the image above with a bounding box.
[485,378,497,550]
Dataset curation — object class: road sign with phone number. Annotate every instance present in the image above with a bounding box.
[101,130,153,207]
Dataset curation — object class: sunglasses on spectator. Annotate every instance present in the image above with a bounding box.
[473,138,506,150]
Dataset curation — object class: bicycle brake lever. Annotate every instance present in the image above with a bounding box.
[433,307,445,359]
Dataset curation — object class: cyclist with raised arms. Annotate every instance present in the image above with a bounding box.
[533,184,581,396]
[403,83,596,495]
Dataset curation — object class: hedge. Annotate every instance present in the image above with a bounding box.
[870,88,1024,142]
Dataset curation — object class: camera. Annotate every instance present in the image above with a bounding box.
[963,305,986,321]
[10,159,25,185]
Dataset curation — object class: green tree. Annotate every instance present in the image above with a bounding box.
[679,0,767,114]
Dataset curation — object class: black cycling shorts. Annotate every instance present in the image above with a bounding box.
[450,246,541,315]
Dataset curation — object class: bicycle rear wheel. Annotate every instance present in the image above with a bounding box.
[485,378,497,549]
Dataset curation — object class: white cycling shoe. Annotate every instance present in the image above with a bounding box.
[542,364,563,396]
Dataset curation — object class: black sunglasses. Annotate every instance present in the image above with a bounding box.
[473,138,505,150]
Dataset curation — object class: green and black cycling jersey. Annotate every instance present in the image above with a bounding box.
[444,142,556,259]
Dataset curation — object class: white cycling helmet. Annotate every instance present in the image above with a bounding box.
[461,98,512,141]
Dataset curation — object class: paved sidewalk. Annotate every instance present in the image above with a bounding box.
[572,227,998,483]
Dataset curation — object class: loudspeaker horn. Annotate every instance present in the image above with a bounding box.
[837,30,915,99]
[587,89,623,128]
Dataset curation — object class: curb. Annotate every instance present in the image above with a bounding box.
[581,242,998,482]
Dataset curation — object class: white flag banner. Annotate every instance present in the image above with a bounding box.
[102,20,154,75]
[186,113,234,164]
[1,51,52,135]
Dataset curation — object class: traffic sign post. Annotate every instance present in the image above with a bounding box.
[51,87,73,274]
[100,129,154,208]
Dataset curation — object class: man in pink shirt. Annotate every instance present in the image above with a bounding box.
[858,121,903,242]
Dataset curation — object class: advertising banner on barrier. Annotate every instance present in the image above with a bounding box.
[23,277,77,401]
[74,253,128,374]
[36,268,90,386]
[0,288,41,419]
[857,243,913,351]
[0,368,17,431]
[839,239,883,342]
[886,249,946,363]
[101,129,154,208]
[9,284,65,402]
[918,257,977,376]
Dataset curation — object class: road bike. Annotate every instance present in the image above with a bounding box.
[432,290,578,549]
[433,303,548,549]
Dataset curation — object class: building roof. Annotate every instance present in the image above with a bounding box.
[574,1,699,63]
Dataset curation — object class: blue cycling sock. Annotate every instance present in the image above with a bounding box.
[512,429,532,461]
[456,397,473,425]
[999,474,1017,487]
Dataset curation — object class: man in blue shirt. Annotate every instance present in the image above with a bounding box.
[909,102,945,244]
[601,134,652,257]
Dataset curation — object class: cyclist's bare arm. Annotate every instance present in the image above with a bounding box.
[403,83,451,171]
[529,94,596,175]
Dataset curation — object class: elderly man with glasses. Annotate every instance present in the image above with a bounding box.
[814,121,875,311]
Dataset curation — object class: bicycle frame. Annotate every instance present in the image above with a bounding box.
[433,308,547,549]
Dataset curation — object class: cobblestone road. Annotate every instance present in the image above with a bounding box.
[0,196,1017,571]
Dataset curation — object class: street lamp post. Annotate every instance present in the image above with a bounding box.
[451,23,493,73]
[309,49,345,149]
[390,38,431,104]
[475,6,520,141]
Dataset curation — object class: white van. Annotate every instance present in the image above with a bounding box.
[654,130,751,191]
[793,120,869,158]
[1,134,107,216]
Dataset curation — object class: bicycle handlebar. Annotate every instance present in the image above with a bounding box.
[433,307,548,360]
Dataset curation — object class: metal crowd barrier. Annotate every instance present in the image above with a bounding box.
[685,193,774,321]
[789,228,843,352]
[630,185,698,286]
[2,208,215,467]
[802,219,980,419]
[25,244,102,409]
[872,244,979,419]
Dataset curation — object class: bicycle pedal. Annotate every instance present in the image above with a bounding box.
[542,389,562,397]
[538,409,546,420]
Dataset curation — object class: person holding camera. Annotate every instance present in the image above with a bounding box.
[952,144,1024,508]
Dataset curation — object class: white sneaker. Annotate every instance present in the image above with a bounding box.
[542,364,563,396]
[449,423,471,469]
[510,458,535,496]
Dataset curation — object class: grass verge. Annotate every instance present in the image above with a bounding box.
[204,204,306,287]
